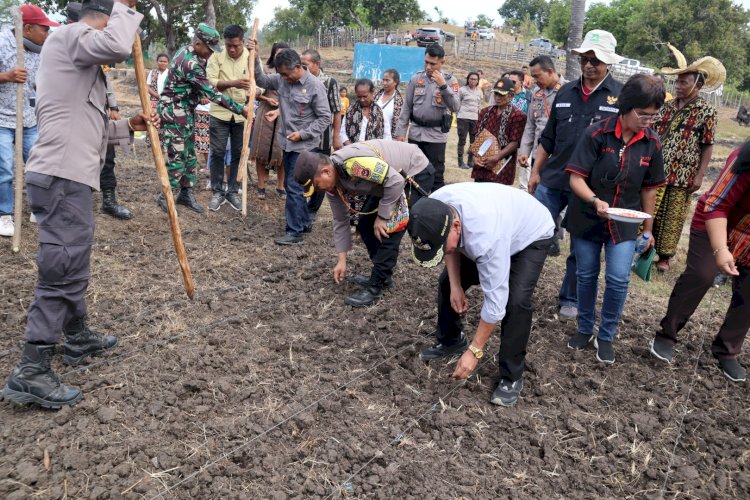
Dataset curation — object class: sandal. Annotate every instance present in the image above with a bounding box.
[257,187,266,200]
[276,188,287,200]
[655,258,671,272]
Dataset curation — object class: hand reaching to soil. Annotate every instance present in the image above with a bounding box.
[333,254,347,284]
[451,350,478,380]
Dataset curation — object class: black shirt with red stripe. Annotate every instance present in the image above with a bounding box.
[565,116,666,243]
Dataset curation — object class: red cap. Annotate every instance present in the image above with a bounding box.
[20,5,61,27]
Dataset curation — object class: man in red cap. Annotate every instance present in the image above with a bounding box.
[0,4,59,238]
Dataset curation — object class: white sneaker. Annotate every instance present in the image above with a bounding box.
[0,215,14,237]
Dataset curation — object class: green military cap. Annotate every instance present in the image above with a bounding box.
[196,23,222,53]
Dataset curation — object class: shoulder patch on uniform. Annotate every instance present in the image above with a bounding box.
[343,157,390,185]
[607,96,618,105]
[452,81,459,93]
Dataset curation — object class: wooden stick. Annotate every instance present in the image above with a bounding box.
[238,18,259,218]
[11,8,24,253]
[131,33,195,299]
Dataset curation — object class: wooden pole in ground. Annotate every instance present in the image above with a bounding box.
[237,18,259,218]
[11,8,24,253]
[131,31,195,299]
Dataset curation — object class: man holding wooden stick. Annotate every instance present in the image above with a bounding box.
[2,0,154,409]
[0,5,58,238]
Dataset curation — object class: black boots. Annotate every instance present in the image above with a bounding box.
[176,187,204,213]
[63,316,118,366]
[344,286,384,307]
[101,188,133,220]
[458,154,470,170]
[3,343,82,409]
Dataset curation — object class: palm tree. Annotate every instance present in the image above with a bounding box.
[565,0,586,81]
[205,0,216,28]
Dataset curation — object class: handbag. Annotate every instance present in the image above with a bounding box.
[469,129,501,172]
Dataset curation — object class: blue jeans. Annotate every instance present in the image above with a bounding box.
[282,151,311,237]
[0,126,38,215]
[574,237,636,342]
[534,183,577,308]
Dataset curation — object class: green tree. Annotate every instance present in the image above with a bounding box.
[1,0,21,26]
[584,0,645,55]
[365,0,423,29]
[498,0,551,31]
[544,0,570,46]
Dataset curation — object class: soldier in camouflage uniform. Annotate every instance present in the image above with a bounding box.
[157,23,247,213]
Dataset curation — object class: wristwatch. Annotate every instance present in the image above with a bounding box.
[588,195,598,206]
[439,83,448,91]
[468,345,484,359]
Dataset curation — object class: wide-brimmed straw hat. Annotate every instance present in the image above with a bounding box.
[660,43,726,92]
[570,30,623,65]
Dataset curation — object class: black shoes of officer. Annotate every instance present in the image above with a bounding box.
[3,343,82,409]
[101,188,133,220]
[176,187,204,213]
[344,286,383,307]
[352,274,394,289]
[419,333,468,361]
[490,377,524,407]
[457,154,470,170]
[719,358,747,382]
[650,336,674,363]
[156,191,170,213]
[63,316,118,366]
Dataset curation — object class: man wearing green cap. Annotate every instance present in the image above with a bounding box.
[157,23,249,213]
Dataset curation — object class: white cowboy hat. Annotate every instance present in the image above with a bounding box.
[660,43,726,92]
[570,30,624,65]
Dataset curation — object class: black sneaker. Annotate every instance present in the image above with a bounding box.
[208,192,226,211]
[595,338,615,364]
[351,274,394,289]
[567,333,593,350]
[490,377,524,407]
[719,358,747,382]
[274,234,304,245]
[419,333,468,361]
[225,193,242,211]
[650,337,674,363]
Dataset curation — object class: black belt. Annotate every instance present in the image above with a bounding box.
[411,116,443,128]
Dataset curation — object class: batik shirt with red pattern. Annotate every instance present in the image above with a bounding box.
[471,105,527,185]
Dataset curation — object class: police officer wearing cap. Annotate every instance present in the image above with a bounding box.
[407,183,554,406]
[394,44,459,191]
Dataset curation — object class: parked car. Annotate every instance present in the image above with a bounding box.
[478,28,495,40]
[416,27,446,47]
[465,26,479,37]
[444,31,456,41]
[528,38,554,51]
[613,58,654,75]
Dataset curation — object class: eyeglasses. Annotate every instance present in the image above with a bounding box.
[632,109,659,123]
[578,55,604,67]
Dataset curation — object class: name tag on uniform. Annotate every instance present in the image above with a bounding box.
[556,102,571,108]
[415,87,426,96]
[599,106,618,113]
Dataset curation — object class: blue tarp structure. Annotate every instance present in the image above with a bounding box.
[352,43,426,83]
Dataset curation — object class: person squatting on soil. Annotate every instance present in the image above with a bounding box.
[205,24,251,212]
[249,39,332,246]
[394,44,460,191]
[68,1,134,221]
[407,183,555,407]
[527,29,625,321]
[294,140,435,307]
[517,55,565,193]
[0,5,58,237]
[157,23,249,214]
[652,45,724,272]
[650,141,750,382]
[2,0,155,409]
[565,74,666,365]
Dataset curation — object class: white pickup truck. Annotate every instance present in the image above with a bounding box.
[613,58,655,78]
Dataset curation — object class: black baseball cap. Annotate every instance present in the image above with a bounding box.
[491,77,516,95]
[407,197,454,268]
[81,0,114,16]
[66,2,82,22]
[294,151,326,197]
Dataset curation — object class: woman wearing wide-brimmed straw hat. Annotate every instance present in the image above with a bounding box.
[652,44,726,272]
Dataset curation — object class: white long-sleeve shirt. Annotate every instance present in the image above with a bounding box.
[431,183,554,324]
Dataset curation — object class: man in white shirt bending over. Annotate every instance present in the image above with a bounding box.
[407,182,554,406]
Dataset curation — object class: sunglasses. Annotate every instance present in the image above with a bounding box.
[578,55,604,67]
[632,109,659,124]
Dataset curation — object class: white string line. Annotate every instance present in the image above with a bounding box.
[148,324,445,500]
[325,356,495,499]
[659,284,720,498]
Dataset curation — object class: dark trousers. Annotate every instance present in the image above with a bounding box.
[100,144,117,191]
[283,150,312,236]
[436,237,551,381]
[456,118,477,159]
[308,189,326,213]
[358,166,435,288]
[410,140,446,190]
[658,229,750,359]
[209,115,243,194]
[24,173,94,344]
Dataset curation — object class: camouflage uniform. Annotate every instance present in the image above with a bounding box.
[158,45,244,189]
